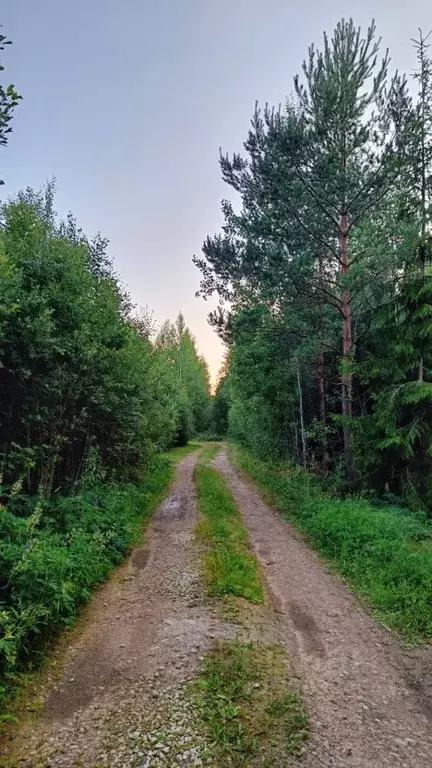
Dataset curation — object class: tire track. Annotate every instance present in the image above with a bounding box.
[213,447,432,768]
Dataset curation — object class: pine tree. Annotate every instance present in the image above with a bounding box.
[286,18,407,479]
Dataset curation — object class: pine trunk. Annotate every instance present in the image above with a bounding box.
[418,34,427,382]
[317,253,329,473]
[418,85,426,382]
[317,350,329,473]
[340,214,355,481]
[297,362,307,468]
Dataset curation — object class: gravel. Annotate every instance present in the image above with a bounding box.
[214,447,432,768]
[2,453,230,768]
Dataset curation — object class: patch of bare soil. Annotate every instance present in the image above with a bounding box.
[213,447,432,768]
[0,452,235,768]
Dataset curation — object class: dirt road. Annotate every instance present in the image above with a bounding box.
[1,451,235,767]
[2,447,432,767]
[214,447,432,768]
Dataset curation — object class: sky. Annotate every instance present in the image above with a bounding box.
[2,0,431,384]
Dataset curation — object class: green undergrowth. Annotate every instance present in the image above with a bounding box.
[0,452,176,718]
[232,446,432,642]
[194,640,308,766]
[195,450,263,604]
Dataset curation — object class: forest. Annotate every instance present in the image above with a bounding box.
[202,19,432,513]
[2,14,432,747]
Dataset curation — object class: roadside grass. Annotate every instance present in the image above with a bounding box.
[232,446,432,642]
[194,640,308,767]
[0,453,176,721]
[195,452,263,604]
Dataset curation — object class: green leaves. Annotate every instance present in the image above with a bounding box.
[194,16,432,502]
[155,313,212,445]
[0,188,203,490]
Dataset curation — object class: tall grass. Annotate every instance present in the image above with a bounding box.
[233,447,432,641]
[0,454,174,715]
[195,454,263,604]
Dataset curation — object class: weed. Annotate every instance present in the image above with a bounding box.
[197,442,222,466]
[195,460,263,604]
[194,641,308,766]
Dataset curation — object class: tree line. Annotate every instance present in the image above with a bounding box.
[198,19,432,510]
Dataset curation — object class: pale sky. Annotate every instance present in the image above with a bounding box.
[2,1,431,383]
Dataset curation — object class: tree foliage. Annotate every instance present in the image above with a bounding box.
[155,312,211,444]
[196,18,432,509]
[0,187,210,493]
